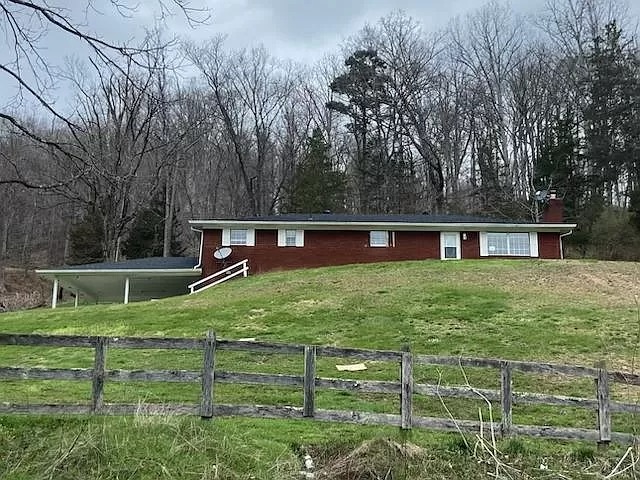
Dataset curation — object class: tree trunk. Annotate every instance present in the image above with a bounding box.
[163,170,176,257]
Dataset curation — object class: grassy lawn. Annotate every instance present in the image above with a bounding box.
[1,259,640,478]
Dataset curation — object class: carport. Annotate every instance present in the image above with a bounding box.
[36,257,201,307]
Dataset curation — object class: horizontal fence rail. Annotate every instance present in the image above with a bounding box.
[0,332,638,445]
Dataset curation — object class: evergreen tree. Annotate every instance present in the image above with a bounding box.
[583,21,640,203]
[288,129,346,213]
[68,211,105,265]
[123,190,184,259]
[536,110,586,222]
[327,49,392,212]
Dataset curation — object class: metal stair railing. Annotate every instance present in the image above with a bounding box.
[188,259,248,294]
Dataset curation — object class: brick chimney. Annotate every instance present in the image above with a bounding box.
[542,190,564,223]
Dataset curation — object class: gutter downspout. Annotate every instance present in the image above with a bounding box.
[559,230,573,260]
[191,227,204,270]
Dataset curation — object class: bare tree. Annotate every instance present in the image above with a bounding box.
[0,0,208,188]
[448,1,531,215]
[185,38,295,215]
[371,12,447,212]
[61,52,170,261]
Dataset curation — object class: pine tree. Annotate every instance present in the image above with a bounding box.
[536,110,586,222]
[584,21,640,203]
[288,129,346,213]
[327,49,392,212]
[68,211,105,265]
[123,190,184,259]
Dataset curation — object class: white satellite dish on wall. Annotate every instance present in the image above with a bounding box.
[213,247,232,260]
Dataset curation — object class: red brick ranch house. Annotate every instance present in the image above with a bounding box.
[190,197,575,278]
[37,197,574,305]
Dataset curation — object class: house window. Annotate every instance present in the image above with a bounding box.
[484,232,535,256]
[285,230,297,246]
[441,232,460,260]
[230,229,248,245]
[278,229,304,247]
[222,228,255,246]
[370,231,389,247]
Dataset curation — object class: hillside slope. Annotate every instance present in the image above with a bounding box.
[1,259,640,479]
[1,259,639,367]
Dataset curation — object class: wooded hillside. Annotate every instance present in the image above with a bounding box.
[2,0,640,279]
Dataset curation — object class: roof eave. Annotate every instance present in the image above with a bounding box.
[36,268,202,277]
[189,219,577,232]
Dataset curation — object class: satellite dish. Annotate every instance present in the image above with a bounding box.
[214,247,232,260]
[534,190,548,202]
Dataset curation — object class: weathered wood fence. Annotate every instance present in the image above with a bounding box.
[0,332,639,444]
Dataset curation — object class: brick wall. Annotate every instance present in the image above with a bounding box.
[538,232,562,259]
[461,231,481,259]
[203,229,441,275]
[542,199,564,223]
[201,228,563,276]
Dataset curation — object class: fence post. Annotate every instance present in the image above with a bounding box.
[400,346,413,430]
[595,360,611,447]
[500,361,513,437]
[200,330,216,419]
[91,336,107,413]
[303,345,316,417]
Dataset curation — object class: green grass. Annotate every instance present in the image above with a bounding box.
[1,259,640,478]
[0,415,637,479]
[2,260,638,360]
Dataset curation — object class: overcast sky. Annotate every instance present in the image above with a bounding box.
[167,0,549,60]
[164,0,639,61]
[3,0,640,114]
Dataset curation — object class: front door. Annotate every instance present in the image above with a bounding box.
[440,232,461,260]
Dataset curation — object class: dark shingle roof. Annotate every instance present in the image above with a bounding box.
[226,213,528,224]
[47,256,199,271]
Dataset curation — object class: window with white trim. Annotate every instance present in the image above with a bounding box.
[369,230,389,247]
[441,232,460,259]
[277,229,304,247]
[222,228,255,246]
[485,232,532,256]
[230,229,248,245]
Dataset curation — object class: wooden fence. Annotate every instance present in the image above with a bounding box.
[0,332,639,444]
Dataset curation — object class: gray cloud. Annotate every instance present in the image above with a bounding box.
[2,0,640,113]
[201,0,481,59]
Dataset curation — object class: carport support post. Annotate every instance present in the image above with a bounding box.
[74,289,79,308]
[51,278,59,309]
[124,277,130,305]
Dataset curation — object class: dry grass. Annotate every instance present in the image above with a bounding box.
[311,438,426,479]
[0,267,50,311]
[475,260,640,308]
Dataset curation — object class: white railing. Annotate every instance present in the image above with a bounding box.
[188,259,249,294]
